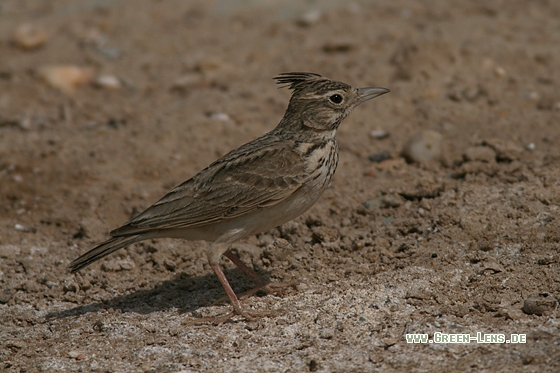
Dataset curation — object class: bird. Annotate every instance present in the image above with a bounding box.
[69,72,389,322]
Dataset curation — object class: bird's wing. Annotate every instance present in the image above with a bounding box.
[111,135,307,236]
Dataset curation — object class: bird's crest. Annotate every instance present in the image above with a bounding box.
[274,72,325,91]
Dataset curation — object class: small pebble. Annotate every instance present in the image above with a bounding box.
[94,75,121,89]
[164,259,177,271]
[381,216,395,225]
[522,295,557,316]
[0,288,15,304]
[96,46,122,60]
[171,74,204,91]
[369,129,389,139]
[311,226,339,243]
[297,10,322,27]
[496,307,524,320]
[68,350,81,358]
[12,23,49,50]
[494,66,506,77]
[37,65,94,95]
[463,146,496,163]
[526,143,536,151]
[381,194,403,208]
[68,350,86,360]
[524,91,540,100]
[368,150,391,163]
[362,198,381,209]
[363,195,403,210]
[319,328,335,339]
[14,224,37,233]
[401,130,443,164]
[63,280,78,293]
[207,112,230,121]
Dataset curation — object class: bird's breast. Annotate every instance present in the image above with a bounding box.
[301,139,339,189]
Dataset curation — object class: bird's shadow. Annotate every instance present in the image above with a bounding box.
[46,267,268,320]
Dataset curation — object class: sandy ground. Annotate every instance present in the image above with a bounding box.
[1,0,560,372]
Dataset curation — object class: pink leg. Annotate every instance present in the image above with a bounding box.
[222,249,300,300]
[223,250,268,285]
[209,263,244,314]
[189,244,289,324]
[192,262,281,324]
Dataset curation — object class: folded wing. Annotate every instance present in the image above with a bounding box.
[111,135,307,236]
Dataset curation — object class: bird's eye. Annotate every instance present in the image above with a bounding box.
[329,94,343,104]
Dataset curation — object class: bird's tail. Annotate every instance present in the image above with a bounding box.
[69,235,143,273]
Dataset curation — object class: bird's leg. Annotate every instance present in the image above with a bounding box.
[208,262,246,317]
[223,250,268,286]
[223,249,300,300]
[189,243,282,324]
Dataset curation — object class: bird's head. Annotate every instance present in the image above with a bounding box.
[275,72,389,132]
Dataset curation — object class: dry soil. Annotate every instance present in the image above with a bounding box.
[1,0,560,372]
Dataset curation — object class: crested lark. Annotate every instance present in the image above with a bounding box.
[69,72,389,322]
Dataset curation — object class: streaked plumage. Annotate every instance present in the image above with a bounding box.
[69,72,389,322]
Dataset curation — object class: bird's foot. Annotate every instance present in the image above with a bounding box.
[239,279,301,299]
[212,279,301,305]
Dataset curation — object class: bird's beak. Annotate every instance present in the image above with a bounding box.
[357,87,390,105]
